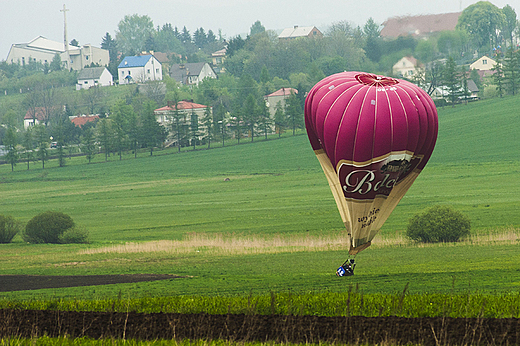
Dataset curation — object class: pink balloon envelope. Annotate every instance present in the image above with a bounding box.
[305,72,438,255]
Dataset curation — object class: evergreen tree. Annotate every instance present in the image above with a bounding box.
[243,94,258,142]
[81,127,97,163]
[284,92,303,135]
[190,107,200,150]
[274,101,287,138]
[96,118,113,161]
[492,54,505,98]
[442,57,461,104]
[202,105,213,149]
[503,47,520,95]
[257,100,271,140]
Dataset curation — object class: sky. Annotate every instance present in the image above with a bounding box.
[1,0,519,59]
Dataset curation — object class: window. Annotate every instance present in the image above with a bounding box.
[121,71,125,76]
[483,59,487,65]
[156,68,159,73]
[147,69,151,74]
[85,55,89,60]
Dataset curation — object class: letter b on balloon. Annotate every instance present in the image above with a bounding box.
[305,72,438,255]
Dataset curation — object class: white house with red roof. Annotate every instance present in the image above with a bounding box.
[264,87,298,117]
[154,100,211,146]
[392,56,423,78]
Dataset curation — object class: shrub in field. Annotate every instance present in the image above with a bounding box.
[0,214,22,243]
[406,205,471,243]
[59,226,90,244]
[23,211,75,244]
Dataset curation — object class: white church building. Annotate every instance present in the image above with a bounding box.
[6,36,109,71]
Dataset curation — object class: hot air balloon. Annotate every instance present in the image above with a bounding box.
[305,72,438,276]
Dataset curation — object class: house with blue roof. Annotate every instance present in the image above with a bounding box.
[117,55,162,84]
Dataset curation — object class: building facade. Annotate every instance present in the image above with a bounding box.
[118,55,163,84]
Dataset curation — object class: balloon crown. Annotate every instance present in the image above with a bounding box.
[355,73,399,87]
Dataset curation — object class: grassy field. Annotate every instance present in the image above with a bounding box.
[0,95,519,302]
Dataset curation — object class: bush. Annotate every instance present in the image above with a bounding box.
[406,205,471,243]
[58,226,90,244]
[0,214,22,243]
[23,211,75,244]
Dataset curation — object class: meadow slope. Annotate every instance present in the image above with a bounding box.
[0,95,519,298]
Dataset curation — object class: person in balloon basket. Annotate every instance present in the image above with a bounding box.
[336,259,355,277]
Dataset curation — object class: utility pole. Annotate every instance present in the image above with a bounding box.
[60,4,70,70]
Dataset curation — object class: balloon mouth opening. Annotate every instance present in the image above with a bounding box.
[355,73,399,87]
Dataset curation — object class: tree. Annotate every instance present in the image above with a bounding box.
[140,101,166,155]
[243,94,259,142]
[34,124,49,168]
[502,5,517,47]
[50,53,62,72]
[22,128,35,170]
[116,14,154,56]
[101,32,119,77]
[284,91,303,135]
[503,47,520,95]
[442,57,461,104]
[437,30,469,57]
[250,20,265,36]
[202,105,214,148]
[154,24,185,54]
[81,127,96,163]
[456,1,505,53]
[3,126,18,171]
[492,54,505,97]
[96,118,113,161]
[274,101,287,138]
[257,99,271,140]
[189,107,200,149]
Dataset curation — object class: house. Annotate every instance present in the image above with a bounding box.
[264,88,298,118]
[154,100,211,146]
[393,56,423,78]
[278,26,323,40]
[430,79,480,102]
[70,115,99,128]
[24,108,46,129]
[118,55,163,84]
[381,12,461,38]
[169,62,217,86]
[470,56,497,71]
[211,48,227,73]
[76,67,113,90]
[23,106,65,129]
[6,36,109,71]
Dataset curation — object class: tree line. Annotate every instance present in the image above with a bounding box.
[2,1,520,170]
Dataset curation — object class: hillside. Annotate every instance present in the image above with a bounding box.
[1,95,520,242]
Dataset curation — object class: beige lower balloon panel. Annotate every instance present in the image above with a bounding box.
[314,149,421,256]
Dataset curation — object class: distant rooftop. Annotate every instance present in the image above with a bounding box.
[381,12,462,38]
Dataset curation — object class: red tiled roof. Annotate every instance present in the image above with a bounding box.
[71,115,99,127]
[381,12,461,38]
[155,100,208,112]
[266,88,298,97]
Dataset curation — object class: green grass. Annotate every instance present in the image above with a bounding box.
[0,95,519,302]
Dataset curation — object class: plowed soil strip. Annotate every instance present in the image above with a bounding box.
[0,274,182,292]
[1,310,519,345]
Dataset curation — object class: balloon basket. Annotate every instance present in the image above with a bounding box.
[336,259,355,277]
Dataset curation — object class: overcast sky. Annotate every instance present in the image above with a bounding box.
[1,0,518,59]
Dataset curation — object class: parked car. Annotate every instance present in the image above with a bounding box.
[50,142,58,148]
